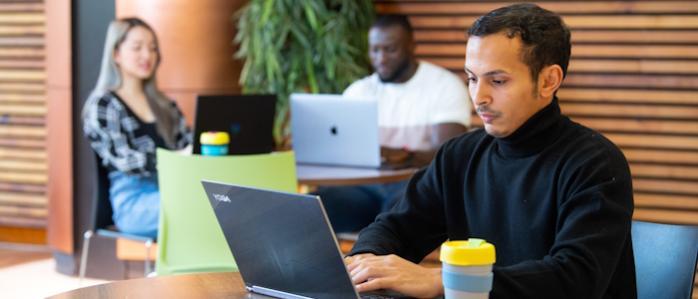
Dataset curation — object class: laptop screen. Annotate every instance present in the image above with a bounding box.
[201,181,360,299]
[192,95,276,155]
[290,93,380,168]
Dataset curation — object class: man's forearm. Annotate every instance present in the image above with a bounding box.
[408,149,437,168]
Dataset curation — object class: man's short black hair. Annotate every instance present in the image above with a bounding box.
[372,14,413,35]
[468,3,571,80]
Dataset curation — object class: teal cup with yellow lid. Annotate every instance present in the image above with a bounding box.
[440,238,496,299]
[200,131,229,156]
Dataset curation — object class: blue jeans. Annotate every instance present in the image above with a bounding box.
[315,180,409,233]
[108,171,160,239]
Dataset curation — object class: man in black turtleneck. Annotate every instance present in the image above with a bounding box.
[344,4,636,299]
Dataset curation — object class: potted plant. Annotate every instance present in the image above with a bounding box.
[234,0,375,148]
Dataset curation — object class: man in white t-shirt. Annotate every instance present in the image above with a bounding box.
[317,14,471,233]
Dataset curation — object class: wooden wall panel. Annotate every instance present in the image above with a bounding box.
[116,0,246,125]
[45,0,72,253]
[377,1,697,295]
[0,0,47,232]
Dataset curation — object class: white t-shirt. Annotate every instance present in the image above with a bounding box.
[343,61,471,151]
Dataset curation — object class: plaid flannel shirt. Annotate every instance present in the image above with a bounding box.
[83,92,191,177]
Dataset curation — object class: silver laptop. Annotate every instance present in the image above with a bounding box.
[201,180,402,299]
[290,93,380,168]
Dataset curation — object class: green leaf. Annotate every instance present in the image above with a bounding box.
[303,3,319,32]
[260,0,273,24]
[305,51,318,93]
[289,25,310,50]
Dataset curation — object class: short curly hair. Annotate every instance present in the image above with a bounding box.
[468,3,571,81]
[372,14,413,35]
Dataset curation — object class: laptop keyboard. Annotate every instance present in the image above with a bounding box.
[360,294,395,299]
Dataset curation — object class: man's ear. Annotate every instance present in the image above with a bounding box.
[538,65,563,99]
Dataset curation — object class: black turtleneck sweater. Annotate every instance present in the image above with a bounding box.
[350,99,636,299]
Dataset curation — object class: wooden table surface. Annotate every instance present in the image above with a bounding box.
[296,163,418,186]
[48,272,271,299]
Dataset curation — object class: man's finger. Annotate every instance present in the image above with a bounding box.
[347,254,382,272]
[350,264,378,284]
[351,263,392,285]
[343,256,354,266]
[355,277,388,292]
[352,253,373,261]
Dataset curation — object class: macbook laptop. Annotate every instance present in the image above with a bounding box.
[290,93,381,168]
[201,180,403,299]
[192,94,276,155]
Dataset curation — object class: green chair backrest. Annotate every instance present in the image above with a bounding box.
[155,149,297,275]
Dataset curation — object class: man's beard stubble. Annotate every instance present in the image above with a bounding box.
[378,58,412,83]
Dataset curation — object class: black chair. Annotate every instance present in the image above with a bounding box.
[79,153,155,282]
[632,220,698,299]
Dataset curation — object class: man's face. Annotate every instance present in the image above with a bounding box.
[465,33,550,138]
[368,25,414,82]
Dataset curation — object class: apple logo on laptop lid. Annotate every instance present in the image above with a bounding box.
[330,125,338,136]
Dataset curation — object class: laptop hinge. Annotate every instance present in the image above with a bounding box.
[248,285,314,299]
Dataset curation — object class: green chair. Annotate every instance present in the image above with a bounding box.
[155,149,297,275]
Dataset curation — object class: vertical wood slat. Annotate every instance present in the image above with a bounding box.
[0,0,46,229]
[377,1,697,296]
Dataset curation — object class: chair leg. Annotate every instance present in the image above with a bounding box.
[144,239,153,277]
[123,260,130,279]
[78,230,94,285]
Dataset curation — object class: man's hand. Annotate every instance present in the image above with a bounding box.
[381,147,412,164]
[345,253,443,298]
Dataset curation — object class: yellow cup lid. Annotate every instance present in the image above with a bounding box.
[200,131,229,145]
[440,238,496,266]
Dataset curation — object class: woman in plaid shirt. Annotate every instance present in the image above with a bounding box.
[82,18,191,238]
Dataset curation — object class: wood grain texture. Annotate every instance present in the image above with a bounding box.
[0,247,50,267]
[48,272,249,299]
[116,0,246,121]
[45,0,72,252]
[0,0,50,239]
